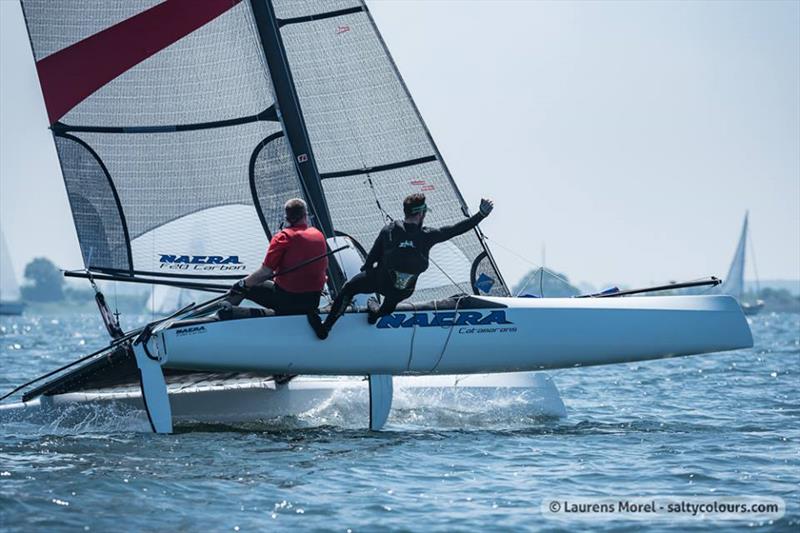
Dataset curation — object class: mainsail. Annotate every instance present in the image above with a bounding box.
[21,0,508,302]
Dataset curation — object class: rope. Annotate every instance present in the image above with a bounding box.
[429,295,467,374]
[405,301,419,371]
[428,256,470,296]
[365,174,394,224]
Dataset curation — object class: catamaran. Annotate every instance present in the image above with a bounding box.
[1,0,752,432]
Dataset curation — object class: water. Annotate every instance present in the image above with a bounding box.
[1,312,798,531]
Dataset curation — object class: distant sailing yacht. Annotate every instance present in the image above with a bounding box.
[718,212,763,316]
[0,230,24,316]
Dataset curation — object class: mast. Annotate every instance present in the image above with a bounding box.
[247,0,345,293]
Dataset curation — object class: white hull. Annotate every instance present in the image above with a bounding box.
[157,295,752,376]
[2,294,749,433]
[0,372,566,426]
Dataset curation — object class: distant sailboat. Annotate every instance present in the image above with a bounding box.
[718,212,763,315]
[0,230,25,316]
[147,285,208,315]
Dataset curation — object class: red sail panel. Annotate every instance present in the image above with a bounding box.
[35,0,241,125]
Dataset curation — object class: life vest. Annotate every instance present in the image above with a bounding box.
[382,221,428,291]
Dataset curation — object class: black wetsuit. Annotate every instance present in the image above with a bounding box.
[324,212,486,328]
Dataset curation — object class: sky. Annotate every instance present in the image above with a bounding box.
[1,0,798,289]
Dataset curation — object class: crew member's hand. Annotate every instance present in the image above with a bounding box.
[479,198,494,217]
[229,279,248,296]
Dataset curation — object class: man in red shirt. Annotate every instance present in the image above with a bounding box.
[227,199,328,326]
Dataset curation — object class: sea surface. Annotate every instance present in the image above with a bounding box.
[0,312,797,532]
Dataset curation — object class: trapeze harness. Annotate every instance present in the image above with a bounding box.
[378,220,430,295]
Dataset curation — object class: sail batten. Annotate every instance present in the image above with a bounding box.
[319,155,439,180]
[51,106,279,135]
[277,6,365,26]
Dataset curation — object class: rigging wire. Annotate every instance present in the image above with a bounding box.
[150,233,155,321]
[481,234,573,296]
[365,174,393,224]
[113,279,120,328]
[405,300,419,371]
[748,229,761,295]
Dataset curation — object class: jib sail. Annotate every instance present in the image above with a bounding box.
[21,0,508,300]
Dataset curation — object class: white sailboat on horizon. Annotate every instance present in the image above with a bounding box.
[718,212,763,316]
[0,229,25,316]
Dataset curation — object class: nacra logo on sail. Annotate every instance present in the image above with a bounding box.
[158,254,246,272]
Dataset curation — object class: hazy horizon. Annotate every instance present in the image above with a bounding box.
[1,0,798,290]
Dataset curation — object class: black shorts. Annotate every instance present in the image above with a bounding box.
[245,281,321,316]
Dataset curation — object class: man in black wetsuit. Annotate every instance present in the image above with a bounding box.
[316,193,493,339]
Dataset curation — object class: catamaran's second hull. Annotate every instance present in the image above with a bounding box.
[0,373,567,426]
[157,295,753,376]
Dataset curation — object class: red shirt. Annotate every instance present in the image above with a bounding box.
[263,223,328,293]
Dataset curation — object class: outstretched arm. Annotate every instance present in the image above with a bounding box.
[428,199,494,244]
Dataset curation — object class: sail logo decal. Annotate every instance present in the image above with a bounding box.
[336,25,350,35]
[376,310,512,329]
[175,325,206,337]
[409,179,435,192]
[474,273,495,294]
[158,254,246,272]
